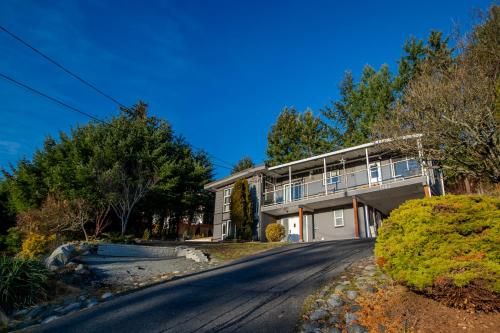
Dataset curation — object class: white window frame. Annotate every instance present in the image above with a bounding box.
[222,220,231,239]
[326,170,341,185]
[223,188,232,213]
[334,209,344,227]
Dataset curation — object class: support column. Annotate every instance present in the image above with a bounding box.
[365,148,371,187]
[424,185,431,198]
[299,207,304,242]
[288,166,292,202]
[352,196,360,238]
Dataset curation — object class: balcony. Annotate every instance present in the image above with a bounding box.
[263,158,423,207]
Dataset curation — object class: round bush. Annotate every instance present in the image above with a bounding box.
[265,223,285,242]
[375,195,500,310]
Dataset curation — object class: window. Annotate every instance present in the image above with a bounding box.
[222,220,231,239]
[334,209,344,227]
[223,188,232,213]
[394,159,420,178]
[369,162,381,182]
[328,170,341,185]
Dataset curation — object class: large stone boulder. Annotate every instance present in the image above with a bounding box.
[45,244,77,271]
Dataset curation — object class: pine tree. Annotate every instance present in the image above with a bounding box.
[322,65,395,147]
[231,157,255,174]
[266,107,332,166]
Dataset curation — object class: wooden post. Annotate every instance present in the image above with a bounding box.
[299,207,304,242]
[424,185,431,198]
[352,197,360,238]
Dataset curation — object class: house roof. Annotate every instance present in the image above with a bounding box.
[204,164,267,191]
[204,134,422,190]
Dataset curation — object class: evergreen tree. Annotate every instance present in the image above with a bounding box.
[266,107,332,166]
[322,65,395,147]
[1,100,214,238]
[231,157,255,174]
[229,178,253,240]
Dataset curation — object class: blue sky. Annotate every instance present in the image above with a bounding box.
[0,0,492,177]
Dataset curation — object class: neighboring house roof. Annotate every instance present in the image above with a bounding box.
[204,164,267,191]
[205,134,422,191]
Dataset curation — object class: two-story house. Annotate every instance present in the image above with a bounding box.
[204,136,444,242]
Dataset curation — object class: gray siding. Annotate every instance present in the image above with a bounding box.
[313,206,356,240]
[213,189,224,241]
[260,213,276,241]
[212,174,265,241]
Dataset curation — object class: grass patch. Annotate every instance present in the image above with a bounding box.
[199,242,286,261]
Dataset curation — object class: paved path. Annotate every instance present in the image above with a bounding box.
[24,239,374,333]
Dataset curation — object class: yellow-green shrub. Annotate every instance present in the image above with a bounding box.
[265,223,285,242]
[20,233,56,259]
[142,228,151,240]
[375,195,500,294]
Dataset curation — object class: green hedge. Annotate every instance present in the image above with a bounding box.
[375,195,500,293]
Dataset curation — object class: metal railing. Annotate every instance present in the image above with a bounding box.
[263,158,423,206]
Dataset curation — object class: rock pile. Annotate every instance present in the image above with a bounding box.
[300,256,391,333]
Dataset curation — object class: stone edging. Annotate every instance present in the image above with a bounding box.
[96,243,209,263]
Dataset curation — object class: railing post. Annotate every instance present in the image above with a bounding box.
[365,148,371,187]
[342,157,347,191]
[323,158,328,195]
[389,158,394,181]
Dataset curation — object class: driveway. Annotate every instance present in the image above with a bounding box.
[24,239,374,333]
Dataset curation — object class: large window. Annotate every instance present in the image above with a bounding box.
[394,158,420,178]
[223,188,232,213]
[334,209,344,227]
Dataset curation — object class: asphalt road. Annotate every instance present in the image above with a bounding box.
[25,239,374,333]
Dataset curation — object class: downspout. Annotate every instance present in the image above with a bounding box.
[364,204,371,238]
[365,148,371,187]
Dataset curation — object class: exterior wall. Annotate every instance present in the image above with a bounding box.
[212,174,265,241]
[260,213,276,241]
[312,206,356,241]
[212,189,224,241]
[274,203,385,242]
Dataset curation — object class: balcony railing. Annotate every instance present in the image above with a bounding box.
[263,158,423,206]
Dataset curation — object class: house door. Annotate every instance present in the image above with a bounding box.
[287,216,300,242]
[369,162,382,184]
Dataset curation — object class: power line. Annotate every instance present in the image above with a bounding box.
[0,72,235,169]
[0,24,127,109]
[0,72,105,124]
[0,25,235,169]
